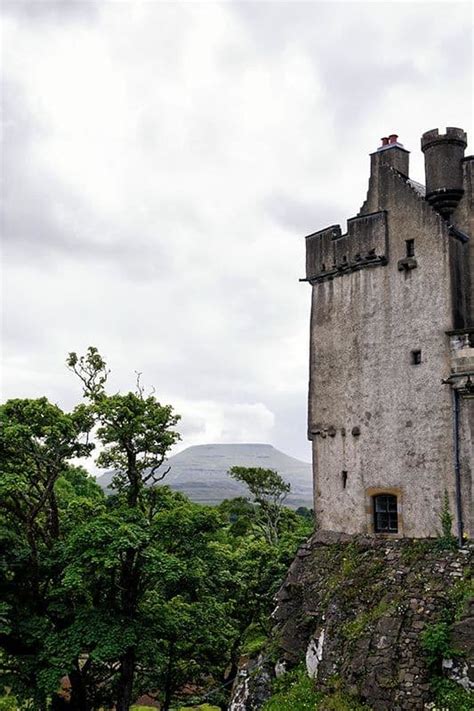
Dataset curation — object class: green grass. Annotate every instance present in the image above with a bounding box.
[261,666,369,711]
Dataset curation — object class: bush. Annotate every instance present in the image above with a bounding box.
[0,696,18,711]
[261,666,369,711]
[420,622,454,668]
[240,623,268,656]
[262,666,321,710]
[431,677,473,711]
[435,493,457,551]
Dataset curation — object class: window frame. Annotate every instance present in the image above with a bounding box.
[373,494,398,533]
[365,487,404,537]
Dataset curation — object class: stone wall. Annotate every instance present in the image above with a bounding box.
[270,531,473,710]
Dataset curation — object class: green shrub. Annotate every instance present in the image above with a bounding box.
[435,493,458,550]
[262,665,322,710]
[318,693,370,711]
[240,622,268,656]
[420,622,455,667]
[262,665,369,711]
[431,677,473,711]
[0,696,17,711]
[448,573,473,620]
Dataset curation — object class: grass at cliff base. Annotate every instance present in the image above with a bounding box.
[261,666,369,711]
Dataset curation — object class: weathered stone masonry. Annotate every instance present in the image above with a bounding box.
[303,129,474,539]
[273,532,473,711]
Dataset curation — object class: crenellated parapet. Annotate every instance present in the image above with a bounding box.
[304,210,388,283]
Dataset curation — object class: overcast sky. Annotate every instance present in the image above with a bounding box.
[1,0,472,465]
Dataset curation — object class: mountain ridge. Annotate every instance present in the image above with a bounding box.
[97,443,313,508]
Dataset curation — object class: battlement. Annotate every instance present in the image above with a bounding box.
[421,127,467,150]
[421,127,467,217]
[304,210,387,282]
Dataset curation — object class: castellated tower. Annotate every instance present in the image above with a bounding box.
[303,129,473,539]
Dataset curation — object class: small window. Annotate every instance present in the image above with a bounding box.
[321,262,326,271]
[342,471,348,489]
[411,350,422,365]
[406,239,415,257]
[373,494,398,533]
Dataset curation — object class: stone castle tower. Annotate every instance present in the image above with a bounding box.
[303,128,473,539]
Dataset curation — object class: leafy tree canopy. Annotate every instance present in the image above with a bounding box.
[1,348,313,711]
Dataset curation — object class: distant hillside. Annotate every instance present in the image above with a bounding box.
[97,443,313,508]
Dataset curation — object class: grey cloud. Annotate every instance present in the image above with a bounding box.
[2,0,98,24]
[2,1,472,465]
[1,84,174,279]
[233,2,467,130]
[263,193,343,235]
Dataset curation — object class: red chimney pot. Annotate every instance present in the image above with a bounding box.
[388,134,398,144]
[381,137,389,146]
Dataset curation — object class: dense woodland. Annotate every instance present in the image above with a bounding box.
[0,348,313,711]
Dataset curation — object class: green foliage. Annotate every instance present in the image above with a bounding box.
[229,467,292,544]
[430,677,473,711]
[420,622,455,668]
[0,348,312,711]
[262,665,322,710]
[0,696,18,711]
[441,492,454,538]
[262,666,370,711]
[295,506,314,521]
[447,572,474,620]
[68,347,181,507]
[315,693,370,710]
[436,492,457,550]
[240,623,268,656]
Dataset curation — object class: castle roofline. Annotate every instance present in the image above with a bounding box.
[304,225,340,240]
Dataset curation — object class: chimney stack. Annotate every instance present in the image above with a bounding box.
[421,127,467,217]
[372,132,409,178]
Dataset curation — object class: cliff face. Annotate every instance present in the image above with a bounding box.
[269,531,473,710]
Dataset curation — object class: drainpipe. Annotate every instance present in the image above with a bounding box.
[451,386,463,547]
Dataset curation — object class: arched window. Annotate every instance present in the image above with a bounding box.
[373,494,398,533]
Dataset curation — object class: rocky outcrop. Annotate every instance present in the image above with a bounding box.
[270,531,472,710]
[229,654,273,711]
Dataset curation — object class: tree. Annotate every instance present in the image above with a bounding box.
[0,397,97,710]
[66,347,181,711]
[228,467,290,544]
[62,486,235,711]
[0,348,313,710]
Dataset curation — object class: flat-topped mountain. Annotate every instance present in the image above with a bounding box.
[97,443,313,508]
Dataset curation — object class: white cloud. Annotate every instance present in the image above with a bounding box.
[173,399,275,450]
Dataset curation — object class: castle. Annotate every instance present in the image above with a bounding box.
[303,128,473,539]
